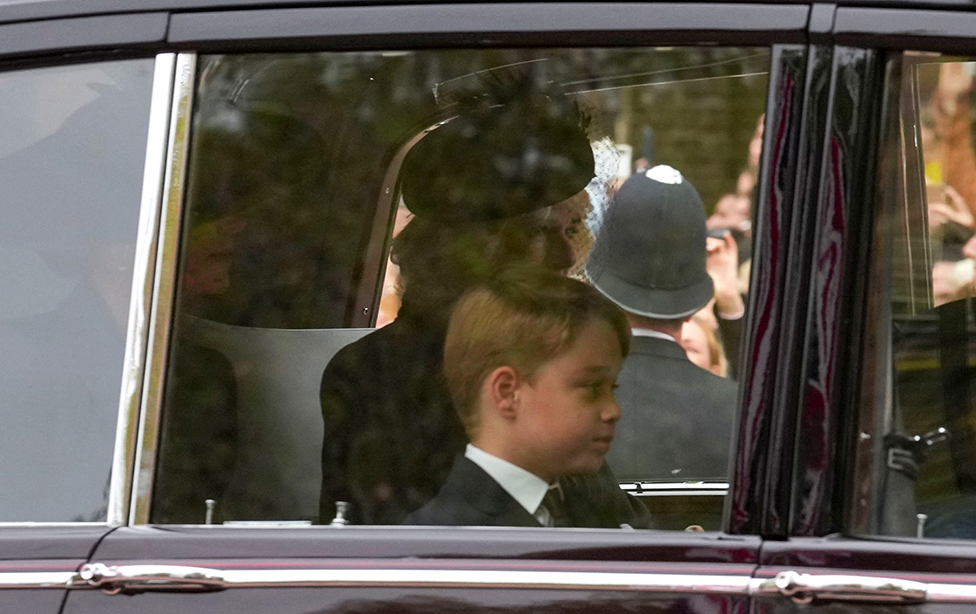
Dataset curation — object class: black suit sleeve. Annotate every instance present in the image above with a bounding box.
[716,308,744,380]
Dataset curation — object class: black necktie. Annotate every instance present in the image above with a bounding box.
[541,483,569,527]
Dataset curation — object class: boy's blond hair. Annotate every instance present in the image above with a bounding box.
[444,268,631,437]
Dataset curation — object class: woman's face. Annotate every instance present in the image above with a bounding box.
[527,191,590,274]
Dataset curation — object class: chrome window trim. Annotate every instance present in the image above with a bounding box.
[0,522,108,528]
[926,583,976,602]
[619,482,729,497]
[107,53,178,528]
[203,569,752,591]
[6,566,976,602]
[59,565,753,593]
[129,52,197,526]
[0,572,77,589]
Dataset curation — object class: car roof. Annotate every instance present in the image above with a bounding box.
[2,0,976,27]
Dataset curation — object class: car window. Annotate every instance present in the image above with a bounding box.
[152,48,769,528]
[0,58,154,522]
[853,52,976,539]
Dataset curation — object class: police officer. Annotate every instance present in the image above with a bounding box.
[585,165,738,482]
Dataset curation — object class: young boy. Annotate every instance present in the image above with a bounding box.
[405,268,651,528]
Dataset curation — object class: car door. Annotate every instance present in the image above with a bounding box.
[50,2,822,613]
[749,5,976,613]
[0,11,166,613]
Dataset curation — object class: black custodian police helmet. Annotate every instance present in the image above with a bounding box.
[586,165,714,319]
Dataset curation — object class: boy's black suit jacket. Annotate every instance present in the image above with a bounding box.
[405,456,652,528]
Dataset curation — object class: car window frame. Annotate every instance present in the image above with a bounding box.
[841,10,976,543]
[123,2,815,533]
[0,1,816,536]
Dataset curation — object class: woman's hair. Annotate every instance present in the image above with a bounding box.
[390,192,594,322]
[690,313,728,377]
[443,268,631,436]
[390,213,545,322]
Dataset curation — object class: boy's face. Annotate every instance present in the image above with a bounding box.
[513,318,624,482]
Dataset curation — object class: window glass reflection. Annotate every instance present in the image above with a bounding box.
[156,48,768,528]
[0,59,153,522]
[857,55,976,539]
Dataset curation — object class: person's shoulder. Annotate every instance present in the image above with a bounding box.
[329,323,393,362]
[403,456,492,526]
[621,341,737,403]
[672,359,738,405]
[403,498,458,525]
[620,337,699,376]
[404,494,484,526]
[321,321,409,387]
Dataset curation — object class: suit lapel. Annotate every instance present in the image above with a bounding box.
[452,457,542,527]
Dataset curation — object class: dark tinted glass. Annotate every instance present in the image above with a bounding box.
[155,49,767,527]
[856,55,976,539]
[0,59,154,521]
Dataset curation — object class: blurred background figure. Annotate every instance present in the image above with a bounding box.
[703,226,744,378]
[691,113,764,378]
[682,314,729,378]
[706,113,762,238]
[919,62,976,306]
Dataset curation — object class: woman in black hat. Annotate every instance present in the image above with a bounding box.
[318,72,598,525]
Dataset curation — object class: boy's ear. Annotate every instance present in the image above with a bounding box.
[487,366,520,420]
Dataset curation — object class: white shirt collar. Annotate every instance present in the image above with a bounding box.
[465,444,550,521]
[631,327,678,343]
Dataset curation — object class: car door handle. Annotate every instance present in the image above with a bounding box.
[755,571,927,604]
[70,563,226,594]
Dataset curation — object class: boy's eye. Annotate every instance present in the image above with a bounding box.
[584,382,606,398]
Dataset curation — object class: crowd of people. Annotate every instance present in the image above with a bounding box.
[922,63,976,306]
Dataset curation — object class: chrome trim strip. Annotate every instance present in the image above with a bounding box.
[633,492,728,497]
[129,52,197,526]
[65,565,752,594]
[618,482,729,497]
[0,522,108,528]
[7,565,976,602]
[0,572,75,589]
[927,583,976,603]
[217,569,751,592]
[637,483,729,490]
[107,53,178,528]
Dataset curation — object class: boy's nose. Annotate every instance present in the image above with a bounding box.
[603,397,621,422]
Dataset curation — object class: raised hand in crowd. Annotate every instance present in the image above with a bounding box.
[706,231,745,320]
[929,184,974,231]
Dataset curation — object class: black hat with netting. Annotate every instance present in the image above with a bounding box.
[399,62,597,225]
